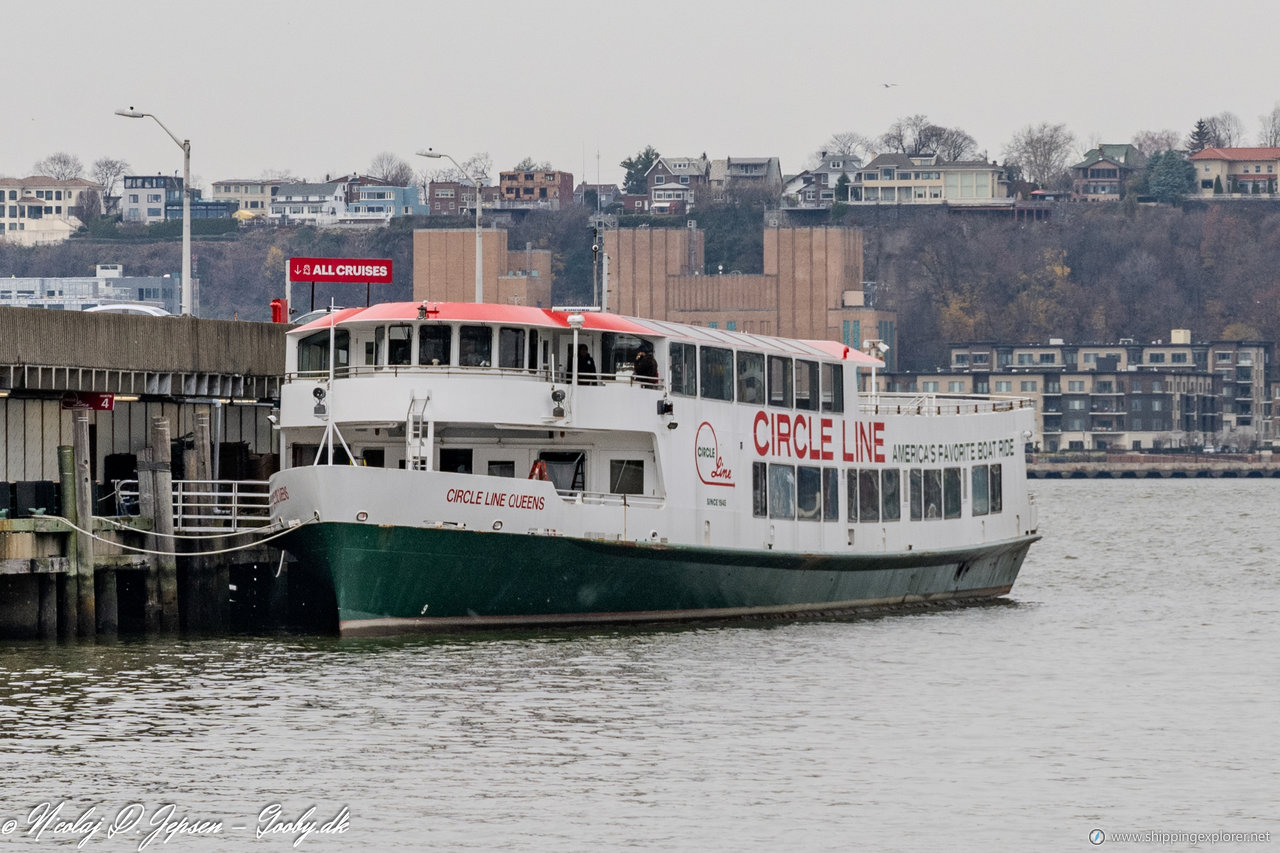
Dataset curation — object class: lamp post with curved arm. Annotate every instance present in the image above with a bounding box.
[417,149,484,303]
[115,107,192,316]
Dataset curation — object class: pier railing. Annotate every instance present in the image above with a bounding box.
[115,479,272,534]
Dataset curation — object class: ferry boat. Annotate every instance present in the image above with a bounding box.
[269,302,1039,636]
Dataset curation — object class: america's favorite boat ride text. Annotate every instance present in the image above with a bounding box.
[268,302,1039,636]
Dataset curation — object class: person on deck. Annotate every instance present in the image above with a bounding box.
[633,346,659,386]
[574,343,597,385]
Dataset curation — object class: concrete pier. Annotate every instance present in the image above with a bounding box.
[1028,452,1280,479]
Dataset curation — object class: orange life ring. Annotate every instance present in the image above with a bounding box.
[529,460,550,480]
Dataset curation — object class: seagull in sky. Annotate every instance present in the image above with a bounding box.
[881,82,899,88]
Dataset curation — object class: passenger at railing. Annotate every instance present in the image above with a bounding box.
[572,343,598,385]
[633,346,659,386]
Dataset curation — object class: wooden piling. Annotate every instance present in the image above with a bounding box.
[151,417,179,631]
[137,446,160,631]
[56,446,79,638]
[73,409,99,635]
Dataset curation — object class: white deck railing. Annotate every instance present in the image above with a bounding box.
[860,393,1034,416]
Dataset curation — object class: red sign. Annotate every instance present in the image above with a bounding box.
[61,392,115,411]
[288,257,393,284]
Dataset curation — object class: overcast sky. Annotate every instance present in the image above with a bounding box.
[7,0,1279,190]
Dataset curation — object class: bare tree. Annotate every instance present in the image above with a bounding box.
[512,157,554,171]
[1258,104,1280,147]
[427,151,492,186]
[880,115,937,154]
[1002,122,1077,188]
[809,131,873,167]
[260,168,301,182]
[369,151,414,186]
[934,127,979,161]
[32,151,84,179]
[91,157,129,213]
[1205,112,1244,147]
[1131,129,1182,158]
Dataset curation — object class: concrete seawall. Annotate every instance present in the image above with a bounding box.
[1028,453,1280,478]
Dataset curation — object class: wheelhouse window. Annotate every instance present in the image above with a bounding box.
[795,360,819,411]
[418,325,451,365]
[459,325,492,366]
[700,346,734,401]
[768,356,793,408]
[498,327,525,369]
[602,332,647,376]
[669,342,697,396]
[737,351,765,404]
[821,363,844,413]
[768,464,795,519]
[387,325,412,366]
[298,329,350,375]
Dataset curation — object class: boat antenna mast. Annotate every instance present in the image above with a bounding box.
[314,299,355,466]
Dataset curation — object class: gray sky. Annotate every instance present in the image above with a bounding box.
[8,0,1279,190]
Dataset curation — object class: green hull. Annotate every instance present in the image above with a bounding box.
[283,523,1038,636]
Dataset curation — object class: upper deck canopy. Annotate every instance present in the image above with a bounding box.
[294,301,884,365]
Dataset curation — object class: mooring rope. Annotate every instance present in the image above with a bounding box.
[42,513,319,558]
[95,514,275,540]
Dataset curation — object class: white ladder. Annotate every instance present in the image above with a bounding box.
[406,394,433,470]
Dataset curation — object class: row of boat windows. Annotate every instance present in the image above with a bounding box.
[750,463,1004,523]
[296,325,847,413]
[668,343,844,413]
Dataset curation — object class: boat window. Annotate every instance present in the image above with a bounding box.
[669,342,697,396]
[881,469,901,521]
[944,468,962,519]
[700,346,734,401]
[989,464,1003,513]
[797,466,821,521]
[371,326,384,365]
[910,469,923,520]
[768,464,795,520]
[737,351,765,405]
[297,329,350,376]
[539,451,586,491]
[460,325,492,367]
[488,461,516,478]
[609,459,645,495]
[795,360,819,411]
[923,469,942,519]
[859,470,880,523]
[361,448,386,468]
[439,448,473,474]
[822,468,839,521]
[498,327,525,369]
[768,356,793,408]
[972,465,990,516]
[388,325,412,366]
[418,325,451,365]
[528,329,539,371]
[822,363,844,413]
[752,462,768,518]
[602,332,646,375]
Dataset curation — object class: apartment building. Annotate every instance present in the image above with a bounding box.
[121,175,183,224]
[497,170,574,211]
[211,179,288,217]
[884,330,1271,451]
[427,181,501,216]
[850,154,1010,205]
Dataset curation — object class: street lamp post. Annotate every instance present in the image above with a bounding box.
[116,107,192,316]
[417,149,484,303]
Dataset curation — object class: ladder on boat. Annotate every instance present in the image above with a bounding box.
[406,394,432,471]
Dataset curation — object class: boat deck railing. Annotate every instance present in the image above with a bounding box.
[291,364,665,391]
[860,392,1034,416]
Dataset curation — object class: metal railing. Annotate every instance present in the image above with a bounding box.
[860,392,1035,416]
[115,479,272,533]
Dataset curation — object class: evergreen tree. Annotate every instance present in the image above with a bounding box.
[1145,151,1195,204]
[619,146,660,196]
[1186,119,1213,154]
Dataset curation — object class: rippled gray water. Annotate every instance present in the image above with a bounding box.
[2,479,1278,851]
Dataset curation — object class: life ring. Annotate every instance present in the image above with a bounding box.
[528,460,550,480]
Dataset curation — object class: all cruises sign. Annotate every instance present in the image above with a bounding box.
[288,257,393,284]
